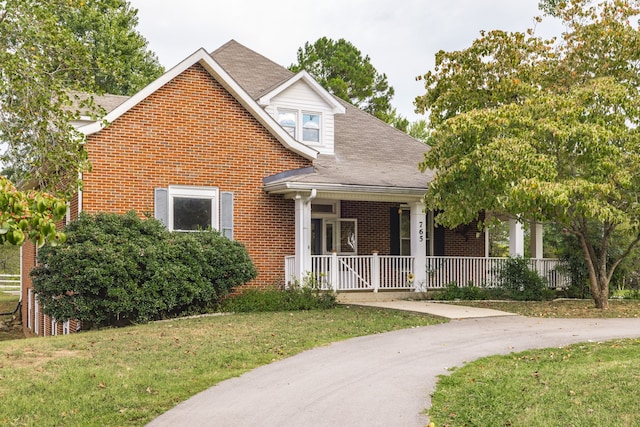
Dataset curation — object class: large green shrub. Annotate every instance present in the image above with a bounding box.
[31,212,257,328]
[495,257,553,301]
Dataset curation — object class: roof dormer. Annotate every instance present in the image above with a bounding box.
[258,71,345,155]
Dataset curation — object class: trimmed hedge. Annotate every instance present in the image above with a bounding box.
[31,211,256,328]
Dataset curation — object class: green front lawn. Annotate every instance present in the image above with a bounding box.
[429,338,640,426]
[0,306,440,426]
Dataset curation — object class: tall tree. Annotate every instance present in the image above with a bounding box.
[289,37,396,122]
[1,0,162,196]
[58,0,164,95]
[0,0,161,246]
[415,0,640,309]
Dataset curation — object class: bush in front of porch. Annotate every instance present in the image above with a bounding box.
[434,257,556,302]
[222,283,336,313]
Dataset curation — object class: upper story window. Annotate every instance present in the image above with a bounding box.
[302,113,320,142]
[278,109,321,144]
[278,110,296,138]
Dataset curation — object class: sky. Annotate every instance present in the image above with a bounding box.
[128,0,563,122]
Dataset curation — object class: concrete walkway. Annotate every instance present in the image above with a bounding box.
[148,304,640,427]
[346,299,517,319]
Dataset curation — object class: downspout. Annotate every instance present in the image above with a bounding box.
[304,188,317,204]
[19,246,22,303]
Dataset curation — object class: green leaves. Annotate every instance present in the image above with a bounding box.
[0,177,67,247]
[289,37,396,122]
[0,0,163,196]
[418,0,640,307]
[31,212,257,327]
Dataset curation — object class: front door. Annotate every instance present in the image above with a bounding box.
[311,218,357,255]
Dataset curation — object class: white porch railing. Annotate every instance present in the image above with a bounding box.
[425,257,570,289]
[285,255,570,291]
[285,253,414,291]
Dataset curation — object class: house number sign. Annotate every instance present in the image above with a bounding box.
[419,221,424,242]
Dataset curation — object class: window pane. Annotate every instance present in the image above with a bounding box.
[325,222,334,253]
[340,221,356,253]
[173,197,212,231]
[401,239,411,256]
[278,111,297,138]
[302,113,320,142]
[400,209,410,238]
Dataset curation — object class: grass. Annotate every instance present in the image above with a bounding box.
[429,299,640,426]
[428,338,640,426]
[0,305,440,426]
[0,292,23,342]
[450,298,640,318]
[4,293,640,426]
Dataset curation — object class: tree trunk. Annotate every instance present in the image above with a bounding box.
[577,232,609,310]
[589,273,609,309]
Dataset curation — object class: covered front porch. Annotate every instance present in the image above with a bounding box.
[285,254,570,292]
[276,188,568,292]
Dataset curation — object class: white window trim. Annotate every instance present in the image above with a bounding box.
[311,200,340,218]
[301,111,322,144]
[168,185,219,232]
[324,218,357,255]
[277,108,323,145]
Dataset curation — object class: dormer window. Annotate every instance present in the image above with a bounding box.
[302,113,320,142]
[278,109,321,144]
[278,110,297,137]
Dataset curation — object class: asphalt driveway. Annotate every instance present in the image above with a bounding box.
[148,315,640,426]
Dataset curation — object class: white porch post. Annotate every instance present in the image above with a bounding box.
[509,218,525,257]
[410,202,427,291]
[530,221,544,259]
[294,191,314,282]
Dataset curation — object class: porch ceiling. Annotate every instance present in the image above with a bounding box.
[264,182,426,203]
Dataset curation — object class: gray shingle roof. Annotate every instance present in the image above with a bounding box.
[68,91,129,115]
[211,40,433,192]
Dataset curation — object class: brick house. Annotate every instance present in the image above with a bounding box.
[21,40,493,336]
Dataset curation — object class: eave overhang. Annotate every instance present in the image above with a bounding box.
[76,48,318,161]
[263,181,426,203]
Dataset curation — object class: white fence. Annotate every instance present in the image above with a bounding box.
[285,255,570,291]
[0,274,20,293]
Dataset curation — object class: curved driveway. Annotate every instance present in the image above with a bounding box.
[148,315,640,426]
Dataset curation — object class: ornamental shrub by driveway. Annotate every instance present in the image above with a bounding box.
[31,211,256,328]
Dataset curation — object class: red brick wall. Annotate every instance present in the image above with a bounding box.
[341,201,395,255]
[81,64,311,286]
[443,212,486,257]
[21,241,36,336]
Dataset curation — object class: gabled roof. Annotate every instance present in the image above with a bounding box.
[77,48,318,160]
[211,40,432,196]
[258,71,346,114]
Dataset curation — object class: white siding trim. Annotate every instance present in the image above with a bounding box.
[77,49,318,160]
[271,80,338,155]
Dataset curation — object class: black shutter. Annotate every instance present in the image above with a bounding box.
[390,207,400,255]
[433,211,445,256]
